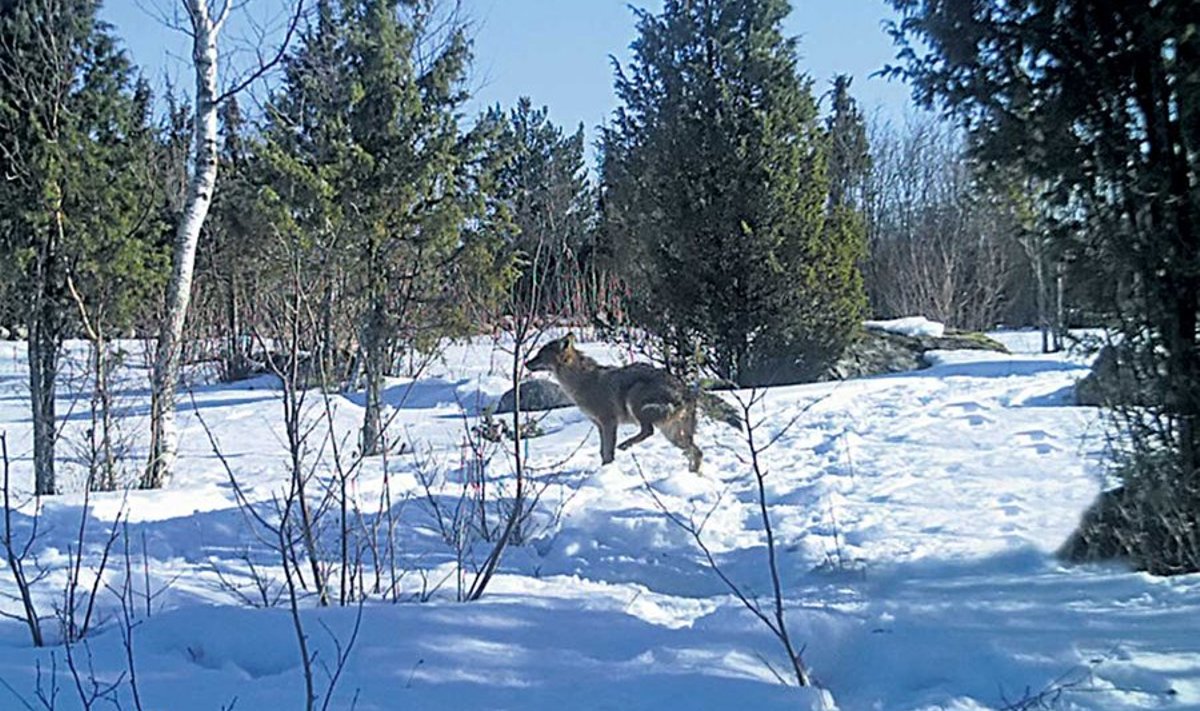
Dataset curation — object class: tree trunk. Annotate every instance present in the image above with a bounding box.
[144,0,224,489]
[90,337,116,491]
[360,309,385,457]
[223,273,245,380]
[1033,247,1049,353]
[28,315,58,496]
[28,204,66,496]
[1053,260,1065,353]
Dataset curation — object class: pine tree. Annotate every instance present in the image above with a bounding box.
[601,0,865,386]
[257,0,511,455]
[489,98,595,319]
[0,0,163,494]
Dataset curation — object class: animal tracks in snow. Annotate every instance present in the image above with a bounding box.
[1014,429,1062,456]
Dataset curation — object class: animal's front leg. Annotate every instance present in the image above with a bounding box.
[598,420,617,464]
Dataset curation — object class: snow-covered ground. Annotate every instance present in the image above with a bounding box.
[0,330,1197,710]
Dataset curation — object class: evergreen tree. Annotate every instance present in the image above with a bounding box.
[488,97,595,320]
[888,0,1200,572]
[196,96,268,381]
[349,0,510,453]
[69,76,167,337]
[818,74,869,353]
[601,0,865,386]
[257,0,511,455]
[250,0,357,385]
[0,0,163,494]
[825,75,870,212]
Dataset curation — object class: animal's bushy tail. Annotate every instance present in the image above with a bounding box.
[696,390,742,431]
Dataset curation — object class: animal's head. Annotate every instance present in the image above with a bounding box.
[525,333,576,373]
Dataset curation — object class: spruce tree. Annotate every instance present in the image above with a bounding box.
[489,98,595,319]
[602,0,865,386]
[0,0,163,494]
[348,0,507,453]
[257,0,510,455]
[825,75,871,212]
[198,96,269,381]
[818,74,869,360]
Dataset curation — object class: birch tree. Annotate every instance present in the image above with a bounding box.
[143,0,227,489]
[144,0,301,489]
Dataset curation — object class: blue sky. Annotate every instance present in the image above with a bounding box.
[101,0,916,143]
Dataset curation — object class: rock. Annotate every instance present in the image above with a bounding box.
[1057,486,1135,565]
[826,327,1008,381]
[494,379,574,414]
[1058,484,1200,574]
[0,325,9,340]
[1074,344,1157,407]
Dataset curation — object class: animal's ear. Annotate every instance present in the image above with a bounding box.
[563,332,576,349]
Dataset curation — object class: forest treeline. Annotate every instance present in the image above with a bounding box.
[2,0,1196,573]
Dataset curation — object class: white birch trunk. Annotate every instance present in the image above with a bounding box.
[144,0,225,489]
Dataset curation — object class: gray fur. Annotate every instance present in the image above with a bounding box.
[526,334,719,472]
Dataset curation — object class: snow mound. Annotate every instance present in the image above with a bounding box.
[864,316,946,338]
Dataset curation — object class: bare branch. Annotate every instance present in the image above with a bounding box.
[214,0,306,105]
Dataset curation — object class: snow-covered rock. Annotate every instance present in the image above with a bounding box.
[828,325,1008,380]
[494,378,574,413]
[864,316,946,338]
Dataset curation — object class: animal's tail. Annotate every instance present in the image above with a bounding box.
[695,390,742,431]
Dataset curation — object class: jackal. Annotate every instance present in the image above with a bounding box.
[525,333,738,472]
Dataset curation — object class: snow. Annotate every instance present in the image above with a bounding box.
[864,316,946,338]
[0,332,1197,710]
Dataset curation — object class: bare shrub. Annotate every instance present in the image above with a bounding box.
[639,390,827,689]
[864,116,1028,330]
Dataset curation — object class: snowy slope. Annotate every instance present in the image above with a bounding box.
[0,332,1197,710]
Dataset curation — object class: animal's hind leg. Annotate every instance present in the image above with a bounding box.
[661,414,703,472]
[618,411,656,451]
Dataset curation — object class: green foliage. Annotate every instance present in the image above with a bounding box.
[248,0,514,365]
[825,74,871,212]
[0,0,167,494]
[0,0,166,336]
[601,0,865,385]
[487,97,596,320]
[341,0,499,349]
[888,0,1200,572]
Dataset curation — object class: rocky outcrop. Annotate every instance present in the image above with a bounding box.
[1074,345,1158,407]
[826,327,1008,381]
[493,379,575,414]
